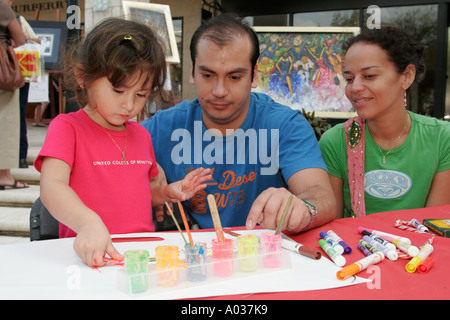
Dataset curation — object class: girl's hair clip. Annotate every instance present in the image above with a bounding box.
[124,35,132,40]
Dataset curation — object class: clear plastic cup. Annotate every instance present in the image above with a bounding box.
[155,245,180,287]
[237,234,259,272]
[124,249,150,293]
[260,232,282,268]
[185,242,207,282]
[211,238,234,277]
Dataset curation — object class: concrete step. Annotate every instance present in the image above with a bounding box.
[0,184,40,208]
[0,123,45,244]
[10,166,41,186]
[0,206,30,236]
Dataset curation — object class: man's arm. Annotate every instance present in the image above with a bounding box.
[246,168,336,233]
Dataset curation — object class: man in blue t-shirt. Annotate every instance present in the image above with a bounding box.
[142,13,336,233]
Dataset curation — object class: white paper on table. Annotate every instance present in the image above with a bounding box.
[0,230,369,300]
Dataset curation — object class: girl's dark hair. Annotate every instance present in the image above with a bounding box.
[344,26,425,76]
[65,17,168,107]
[189,13,260,79]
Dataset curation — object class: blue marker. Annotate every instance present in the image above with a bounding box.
[327,230,352,254]
[320,231,344,255]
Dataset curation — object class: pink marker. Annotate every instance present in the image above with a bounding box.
[357,227,411,244]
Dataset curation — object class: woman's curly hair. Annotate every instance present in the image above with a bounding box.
[344,26,425,77]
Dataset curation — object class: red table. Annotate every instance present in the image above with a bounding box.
[204,205,450,300]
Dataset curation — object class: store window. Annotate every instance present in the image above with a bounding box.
[363,5,438,116]
[246,5,440,118]
[293,10,359,27]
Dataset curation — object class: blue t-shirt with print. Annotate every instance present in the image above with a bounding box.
[141,92,326,228]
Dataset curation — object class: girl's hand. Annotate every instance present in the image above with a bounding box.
[166,167,212,202]
[73,221,123,267]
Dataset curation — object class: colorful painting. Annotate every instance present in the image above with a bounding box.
[123,1,180,64]
[253,27,359,118]
[28,21,68,70]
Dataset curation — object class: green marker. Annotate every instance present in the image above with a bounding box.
[319,239,346,267]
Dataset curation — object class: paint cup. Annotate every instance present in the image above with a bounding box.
[155,245,180,287]
[124,249,150,293]
[260,232,282,268]
[237,234,259,272]
[211,238,234,277]
[185,242,207,282]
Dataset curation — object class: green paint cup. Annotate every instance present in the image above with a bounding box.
[237,234,259,272]
[124,249,150,293]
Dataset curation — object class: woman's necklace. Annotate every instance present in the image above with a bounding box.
[377,114,409,164]
[103,125,127,164]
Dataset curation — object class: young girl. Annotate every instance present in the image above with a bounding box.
[34,18,211,267]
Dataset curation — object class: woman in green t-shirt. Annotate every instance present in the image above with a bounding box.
[319,27,450,218]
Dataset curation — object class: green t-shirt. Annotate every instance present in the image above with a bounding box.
[319,111,450,218]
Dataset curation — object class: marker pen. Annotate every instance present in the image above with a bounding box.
[337,252,385,280]
[361,230,396,250]
[319,239,346,267]
[406,243,433,273]
[417,257,434,274]
[357,243,372,256]
[281,239,321,260]
[319,231,344,254]
[359,239,379,254]
[327,230,352,254]
[392,239,419,257]
[362,235,398,261]
[358,227,411,244]
[410,219,429,233]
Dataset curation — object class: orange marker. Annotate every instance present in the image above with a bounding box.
[337,252,385,280]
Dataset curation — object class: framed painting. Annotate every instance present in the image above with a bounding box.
[123,1,180,64]
[28,21,68,71]
[253,26,360,118]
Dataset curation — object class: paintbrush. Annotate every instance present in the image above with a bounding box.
[275,195,294,235]
[165,201,188,245]
[177,201,194,246]
[207,194,225,241]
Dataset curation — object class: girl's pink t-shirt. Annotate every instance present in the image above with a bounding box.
[35,109,159,238]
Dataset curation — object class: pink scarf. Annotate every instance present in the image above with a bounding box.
[344,117,366,217]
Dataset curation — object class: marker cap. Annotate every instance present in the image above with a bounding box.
[386,250,398,261]
[361,230,371,237]
[336,263,360,280]
[417,257,434,274]
[339,241,352,254]
[406,256,422,273]
[298,246,322,260]
[357,227,372,234]
[407,246,420,257]
[333,254,346,267]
